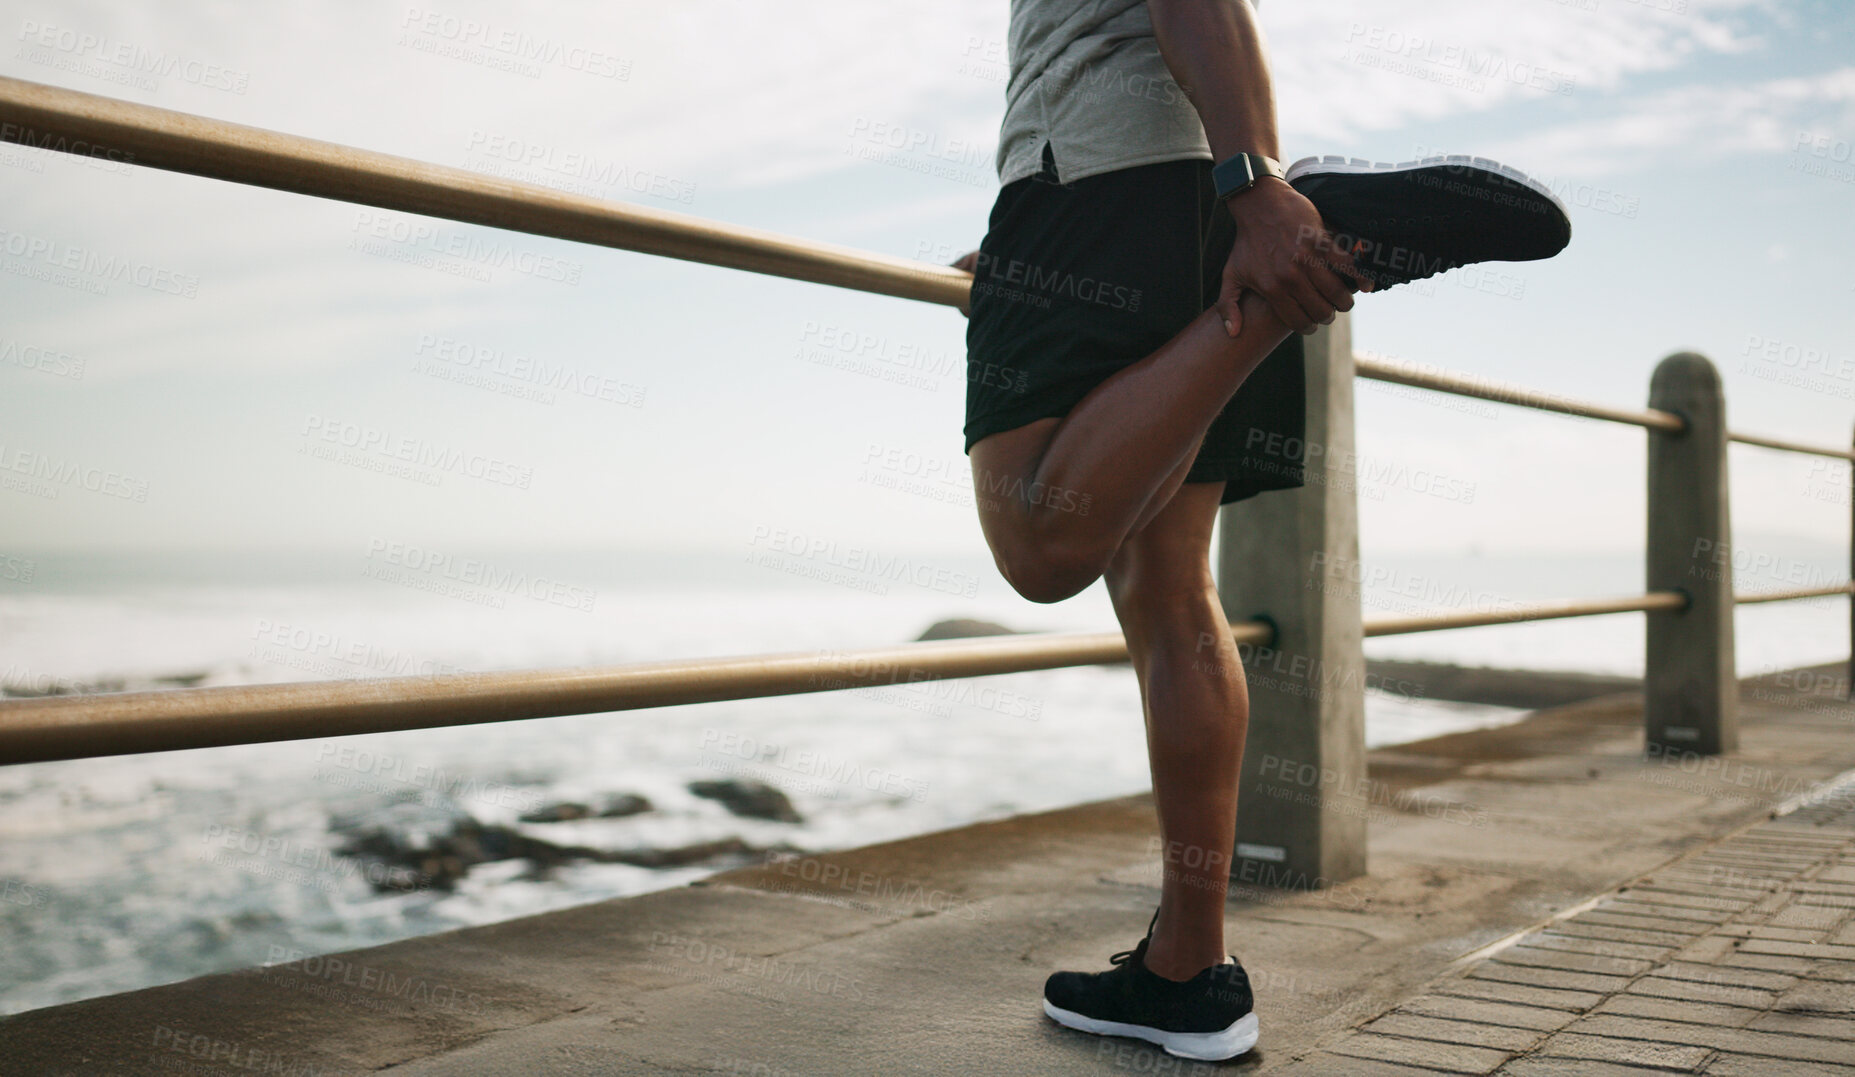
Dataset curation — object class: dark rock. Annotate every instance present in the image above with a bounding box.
[520,802,593,823]
[610,837,766,869]
[333,806,791,893]
[597,793,654,818]
[916,618,1018,641]
[519,793,653,823]
[688,779,803,823]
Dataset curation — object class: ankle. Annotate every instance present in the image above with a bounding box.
[1142,935,1222,982]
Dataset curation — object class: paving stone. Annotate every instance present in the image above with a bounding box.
[1553,921,1693,950]
[1604,900,1733,924]
[1788,885,1855,907]
[1796,891,1855,910]
[1804,961,1855,983]
[1768,904,1850,932]
[1704,1054,1855,1077]
[1774,979,1855,1014]
[1716,924,1834,944]
[1738,938,1855,961]
[1748,1011,1855,1041]
[1743,891,1796,916]
[1493,946,1657,979]
[1651,961,1797,991]
[1710,950,1815,975]
[1499,1059,1701,1077]
[1623,976,1778,1010]
[1400,995,1581,1033]
[1364,1013,1544,1053]
[1438,977,1604,1013]
[1692,853,1816,870]
[1834,922,1855,946]
[1576,910,1711,935]
[1594,992,1761,1028]
[1534,1031,1712,1070]
[1269,1056,1447,1077]
[1524,932,1670,963]
[1641,875,1761,898]
[1613,889,1750,913]
[1652,868,1782,890]
[1669,935,1737,964]
[1565,1014,1855,1065]
[1469,962,1634,995]
[1324,1031,1510,1074]
[1819,866,1855,884]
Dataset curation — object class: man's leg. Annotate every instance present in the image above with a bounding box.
[970,291,1296,605]
[1103,480,1247,980]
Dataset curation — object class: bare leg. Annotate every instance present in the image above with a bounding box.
[1103,481,1247,980]
[971,292,1294,604]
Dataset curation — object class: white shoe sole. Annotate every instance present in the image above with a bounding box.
[1042,1000,1260,1061]
[1285,153,1571,220]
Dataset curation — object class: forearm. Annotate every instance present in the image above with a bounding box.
[1146,0,1278,161]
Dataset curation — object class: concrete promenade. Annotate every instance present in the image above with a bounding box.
[5,662,1855,1075]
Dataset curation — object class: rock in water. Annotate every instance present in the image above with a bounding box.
[335,814,797,891]
[597,793,654,818]
[521,794,655,823]
[916,618,1017,641]
[520,802,593,823]
[687,779,803,823]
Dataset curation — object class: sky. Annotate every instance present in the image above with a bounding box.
[1,0,1852,567]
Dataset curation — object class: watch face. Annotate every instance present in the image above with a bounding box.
[1215,155,1259,200]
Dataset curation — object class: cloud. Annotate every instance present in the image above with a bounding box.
[1263,0,1770,142]
[1475,66,1855,174]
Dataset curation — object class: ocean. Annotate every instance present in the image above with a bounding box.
[0,547,1845,1015]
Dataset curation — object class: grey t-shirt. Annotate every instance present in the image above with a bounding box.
[996,0,1212,186]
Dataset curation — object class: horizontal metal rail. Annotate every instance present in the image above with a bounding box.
[1362,590,1687,636]
[1727,431,1855,462]
[0,76,970,308]
[1353,354,1685,432]
[0,626,1258,766]
[1734,582,1855,605]
[15,585,1839,767]
[7,76,1848,460]
[1354,357,1855,460]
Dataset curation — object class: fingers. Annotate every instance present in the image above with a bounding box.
[1253,276,1319,335]
[1217,263,1245,337]
[1286,274,1339,330]
[1322,236,1377,294]
[1306,259,1357,316]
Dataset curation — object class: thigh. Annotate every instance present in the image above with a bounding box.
[963,148,1212,455]
[968,416,1061,555]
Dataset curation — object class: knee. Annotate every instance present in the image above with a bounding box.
[994,535,1112,605]
[1106,556,1218,626]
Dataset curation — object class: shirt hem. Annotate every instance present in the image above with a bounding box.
[996,146,1214,188]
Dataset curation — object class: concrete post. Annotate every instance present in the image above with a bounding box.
[1645,352,1737,755]
[1216,316,1366,889]
[1849,425,1853,702]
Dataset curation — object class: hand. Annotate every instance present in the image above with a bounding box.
[951,249,980,318]
[1217,178,1372,338]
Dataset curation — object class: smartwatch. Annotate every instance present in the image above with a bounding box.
[1212,152,1285,202]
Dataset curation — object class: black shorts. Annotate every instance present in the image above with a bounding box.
[963,143,1306,506]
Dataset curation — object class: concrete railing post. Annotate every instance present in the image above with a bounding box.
[1216,315,1366,889]
[1646,352,1737,755]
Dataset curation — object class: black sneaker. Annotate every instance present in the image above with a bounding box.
[1285,154,1572,289]
[1041,917,1258,1061]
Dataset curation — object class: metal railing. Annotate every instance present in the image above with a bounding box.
[3,68,1850,879]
